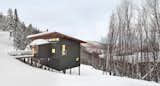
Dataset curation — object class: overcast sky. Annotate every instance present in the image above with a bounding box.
[0,0,120,41]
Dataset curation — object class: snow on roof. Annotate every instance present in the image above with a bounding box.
[27,31,86,43]
[30,39,50,46]
[27,31,53,39]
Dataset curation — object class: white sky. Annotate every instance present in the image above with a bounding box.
[0,0,120,41]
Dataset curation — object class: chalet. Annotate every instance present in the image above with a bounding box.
[27,32,86,73]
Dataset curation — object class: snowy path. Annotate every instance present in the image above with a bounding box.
[0,31,159,86]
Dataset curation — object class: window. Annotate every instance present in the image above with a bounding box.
[32,46,38,56]
[52,48,56,53]
[62,44,67,56]
[76,57,79,62]
[49,38,60,42]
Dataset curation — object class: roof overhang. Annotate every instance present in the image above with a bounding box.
[27,32,86,43]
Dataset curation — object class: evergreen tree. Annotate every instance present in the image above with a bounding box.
[0,8,40,50]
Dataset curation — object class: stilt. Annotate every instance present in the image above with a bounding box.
[63,70,66,74]
[78,66,80,75]
[23,58,25,62]
[70,68,72,74]
[27,58,29,63]
[30,58,33,66]
[44,66,47,70]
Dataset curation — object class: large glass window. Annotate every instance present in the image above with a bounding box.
[49,38,60,42]
[52,48,56,53]
[32,46,38,56]
[62,44,67,56]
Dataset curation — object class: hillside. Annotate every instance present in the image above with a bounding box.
[0,31,159,86]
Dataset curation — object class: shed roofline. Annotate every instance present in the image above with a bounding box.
[27,31,87,43]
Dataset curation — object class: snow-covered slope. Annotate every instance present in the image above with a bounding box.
[0,31,159,86]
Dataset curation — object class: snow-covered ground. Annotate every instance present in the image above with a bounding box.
[0,31,160,86]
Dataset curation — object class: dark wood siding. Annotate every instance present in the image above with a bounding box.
[48,38,80,70]
[29,32,85,71]
[37,44,51,58]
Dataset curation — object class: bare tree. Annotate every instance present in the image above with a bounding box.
[106,12,118,75]
[105,0,160,82]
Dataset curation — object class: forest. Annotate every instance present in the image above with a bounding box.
[0,8,40,50]
[105,0,160,82]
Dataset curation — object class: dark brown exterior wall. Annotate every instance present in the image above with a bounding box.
[48,38,80,70]
[37,44,51,58]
